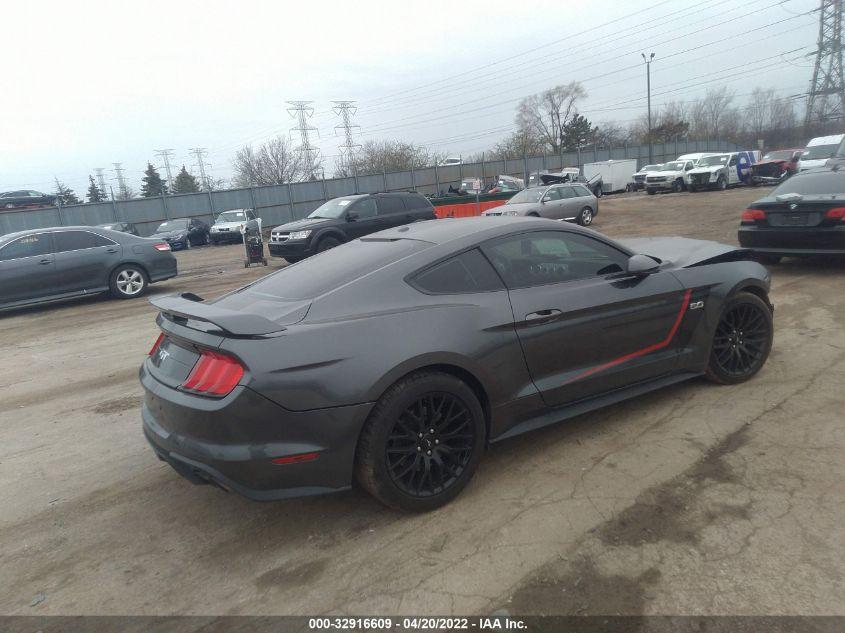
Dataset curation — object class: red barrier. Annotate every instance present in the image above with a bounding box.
[433,199,508,219]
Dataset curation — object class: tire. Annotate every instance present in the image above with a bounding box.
[316,236,341,252]
[688,185,697,193]
[284,256,302,264]
[705,291,773,385]
[672,179,683,193]
[717,175,727,191]
[757,254,782,265]
[355,371,486,512]
[211,238,219,246]
[109,265,148,300]
[577,206,593,226]
[647,189,656,195]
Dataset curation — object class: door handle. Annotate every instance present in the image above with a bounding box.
[38,258,52,265]
[106,248,118,253]
[524,309,562,322]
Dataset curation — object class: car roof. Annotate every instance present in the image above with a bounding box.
[0,225,127,243]
[372,216,595,246]
[807,134,844,145]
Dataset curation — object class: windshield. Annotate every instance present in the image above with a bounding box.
[698,155,729,167]
[308,197,360,219]
[506,188,545,204]
[98,224,117,229]
[802,144,839,160]
[661,162,685,171]
[772,171,845,196]
[763,150,795,161]
[641,165,660,172]
[217,210,247,223]
[156,219,188,232]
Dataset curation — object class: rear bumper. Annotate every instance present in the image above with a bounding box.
[738,226,845,255]
[140,362,374,501]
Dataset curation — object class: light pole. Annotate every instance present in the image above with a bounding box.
[642,52,655,164]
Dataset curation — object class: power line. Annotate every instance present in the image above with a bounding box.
[94,168,109,199]
[805,0,845,124]
[111,163,128,199]
[332,101,362,176]
[189,148,212,190]
[287,101,321,179]
[154,149,175,190]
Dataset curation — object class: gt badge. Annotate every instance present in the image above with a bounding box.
[789,203,798,210]
[689,300,704,310]
[158,348,170,362]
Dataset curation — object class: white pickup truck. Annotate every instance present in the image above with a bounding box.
[686,151,761,192]
[644,159,695,194]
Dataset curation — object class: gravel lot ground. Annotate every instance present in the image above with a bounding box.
[1,187,843,617]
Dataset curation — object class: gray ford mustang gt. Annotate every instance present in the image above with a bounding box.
[141,217,773,511]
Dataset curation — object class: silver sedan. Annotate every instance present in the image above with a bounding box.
[482,183,598,226]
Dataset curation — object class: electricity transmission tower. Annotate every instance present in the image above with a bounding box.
[111,163,128,199]
[94,168,109,198]
[287,101,320,179]
[805,0,845,125]
[189,148,212,191]
[332,101,362,176]
[154,149,175,191]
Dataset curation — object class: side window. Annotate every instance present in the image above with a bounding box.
[729,156,737,166]
[685,162,693,171]
[411,248,504,294]
[352,198,377,219]
[558,187,577,199]
[0,233,52,260]
[481,231,628,289]
[573,185,592,197]
[54,231,114,252]
[543,188,562,201]
[376,196,405,215]
[403,195,430,211]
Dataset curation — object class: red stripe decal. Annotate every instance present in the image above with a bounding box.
[565,289,693,384]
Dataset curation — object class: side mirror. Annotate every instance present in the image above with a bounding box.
[347,212,359,222]
[626,254,660,276]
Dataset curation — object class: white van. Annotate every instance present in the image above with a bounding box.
[798,134,844,172]
[686,151,761,191]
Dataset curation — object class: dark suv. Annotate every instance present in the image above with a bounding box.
[268,192,436,262]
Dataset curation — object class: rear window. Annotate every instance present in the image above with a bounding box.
[240,238,431,300]
[771,171,845,196]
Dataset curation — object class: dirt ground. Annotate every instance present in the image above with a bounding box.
[1,187,843,617]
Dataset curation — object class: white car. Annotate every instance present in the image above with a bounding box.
[438,157,463,167]
[632,163,662,190]
[209,208,262,244]
[644,159,695,194]
[798,134,844,172]
[686,151,761,191]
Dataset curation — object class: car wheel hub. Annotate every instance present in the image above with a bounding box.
[117,270,143,295]
[713,305,768,376]
[386,393,475,497]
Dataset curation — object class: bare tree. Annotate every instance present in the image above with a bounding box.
[232,136,304,187]
[333,140,438,177]
[487,128,546,160]
[516,82,587,152]
[699,86,737,139]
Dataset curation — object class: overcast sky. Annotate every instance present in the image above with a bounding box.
[1,0,820,197]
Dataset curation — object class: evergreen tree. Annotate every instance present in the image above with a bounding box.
[561,114,597,151]
[53,178,81,205]
[86,175,107,203]
[140,162,168,197]
[171,165,200,194]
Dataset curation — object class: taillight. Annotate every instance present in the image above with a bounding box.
[824,206,845,220]
[148,332,165,356]
[153,243,171,251]
[181,350,244,397]
[741,208,766,223]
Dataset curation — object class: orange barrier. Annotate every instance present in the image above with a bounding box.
[433,199,508,219]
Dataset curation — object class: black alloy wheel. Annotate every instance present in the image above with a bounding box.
[355,371,485,511]
[706,292,773,384]
[385,393,475,498]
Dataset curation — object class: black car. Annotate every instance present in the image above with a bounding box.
[738,168,845,262]
[0,227,177,310]
[142,217,773,511]
[97,222,140,236]
[0,190,57,209]
[268,192,436,263]
[150,217,210,250]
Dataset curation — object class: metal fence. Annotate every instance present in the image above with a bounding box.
[0,139,740,237]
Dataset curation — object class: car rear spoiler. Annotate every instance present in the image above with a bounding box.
[150,293,286,336]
